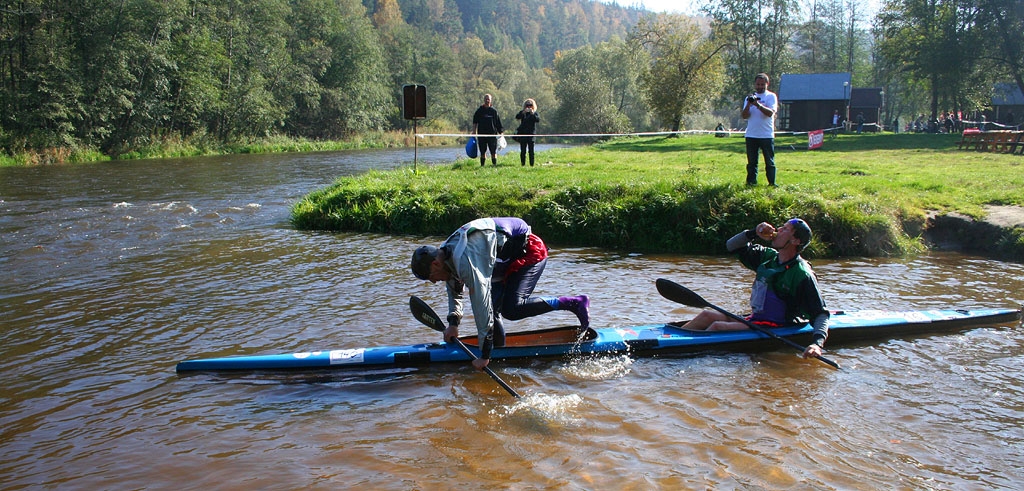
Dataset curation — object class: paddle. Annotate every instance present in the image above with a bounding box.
[409,296,522,398]
[655,278,841,370]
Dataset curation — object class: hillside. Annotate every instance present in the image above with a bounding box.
[1,0,653,157]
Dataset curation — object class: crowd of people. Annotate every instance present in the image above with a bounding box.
[902,110,1019,133]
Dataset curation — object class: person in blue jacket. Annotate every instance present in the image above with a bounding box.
[683,218,829,360]
[411,217,590,370]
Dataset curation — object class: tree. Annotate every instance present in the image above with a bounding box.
[167,26,229,140]
[704,0,800,101]
[631,14,726,132]
[876,0,991,120]
[978,0,1024,96]
[595,37,650,131]
[550,44,631,136]
[794,0,871,77]
[0,0,687,154]
[286,0,390,138]
[373,1,465,129]
[455,36,528,116]
[0,0,83,150]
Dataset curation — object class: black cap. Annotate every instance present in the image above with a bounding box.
[788,218,812,250]
[411,245,438,280]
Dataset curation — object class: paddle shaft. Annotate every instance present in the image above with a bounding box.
[655,279,840,369]
[708,303,840,370]
[409,296,522,398]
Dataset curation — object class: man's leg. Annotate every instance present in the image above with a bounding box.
[762,138,776,186]
[500,260,551,321]
[745,138,759,185]
[487,138,498,165]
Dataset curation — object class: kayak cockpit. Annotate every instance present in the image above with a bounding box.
[458,325,598,348]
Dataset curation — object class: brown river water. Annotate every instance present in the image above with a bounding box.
[2,147,1023,490]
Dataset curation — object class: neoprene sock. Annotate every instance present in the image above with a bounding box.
[557,295,590,328]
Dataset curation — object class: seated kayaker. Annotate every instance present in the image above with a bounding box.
[682,218,829,360]
[411,217,590,371]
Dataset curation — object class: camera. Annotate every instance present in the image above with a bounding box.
[746,95,760,103]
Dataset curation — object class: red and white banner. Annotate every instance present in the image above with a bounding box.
[808,129,824,150]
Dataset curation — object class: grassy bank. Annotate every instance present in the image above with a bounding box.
[292,132,1024,260]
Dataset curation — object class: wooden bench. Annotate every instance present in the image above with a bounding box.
[958,129,982,150]
[986,131,1015,152]
[958,130,1024,154]
[1010,132,1024,155]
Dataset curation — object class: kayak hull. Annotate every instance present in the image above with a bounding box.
[175,308,1021,372]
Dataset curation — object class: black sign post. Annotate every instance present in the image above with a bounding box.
[403,85,427,170]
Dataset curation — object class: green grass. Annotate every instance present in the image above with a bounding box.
[292,132,1024,260]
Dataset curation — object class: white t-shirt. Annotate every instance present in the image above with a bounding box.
[744,90,778,139]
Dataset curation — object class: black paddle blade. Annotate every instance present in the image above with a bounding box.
[656,278,711,309]
[410,296,445,332]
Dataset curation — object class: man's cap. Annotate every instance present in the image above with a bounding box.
[411,245,438,280]
[788,218,812,250]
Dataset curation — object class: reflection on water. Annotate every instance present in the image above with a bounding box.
[1,147,1023,489]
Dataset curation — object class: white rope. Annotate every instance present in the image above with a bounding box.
[416,128,845,138]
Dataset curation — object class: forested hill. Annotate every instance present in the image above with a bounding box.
[1,0,648,157]
[443,0,645,67]
[373,0,646,59]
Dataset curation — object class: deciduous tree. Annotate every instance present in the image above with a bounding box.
[631,15,726,132]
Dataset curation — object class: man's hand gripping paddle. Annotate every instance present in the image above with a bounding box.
[409,296,522,398]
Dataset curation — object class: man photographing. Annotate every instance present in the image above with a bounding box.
[741,73,778,186]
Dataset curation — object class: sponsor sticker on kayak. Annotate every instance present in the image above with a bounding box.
[330,349,366,365]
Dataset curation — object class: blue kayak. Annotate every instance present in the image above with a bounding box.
[175,307,1021,372]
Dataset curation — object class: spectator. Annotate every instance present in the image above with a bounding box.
[740,73,778,186]
[472,94,504,166]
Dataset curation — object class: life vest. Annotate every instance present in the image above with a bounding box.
[749,255,813,324]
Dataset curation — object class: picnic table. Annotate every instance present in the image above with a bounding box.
[958,129,1024,154]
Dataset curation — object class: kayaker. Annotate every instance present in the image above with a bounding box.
[410,217,590,370]
[682,218,829,360]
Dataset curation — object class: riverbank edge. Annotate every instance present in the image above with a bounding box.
[0,131,462,166]
[292,186,1024,263]
[925,206,1024,261]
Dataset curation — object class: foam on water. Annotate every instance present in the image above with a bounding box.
[557,354,633,380]
[491,392,585,427]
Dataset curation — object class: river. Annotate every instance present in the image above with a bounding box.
[2,145,1022,490]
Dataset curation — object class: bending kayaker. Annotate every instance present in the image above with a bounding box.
[410,217,590,370]
[682,218,829,360]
